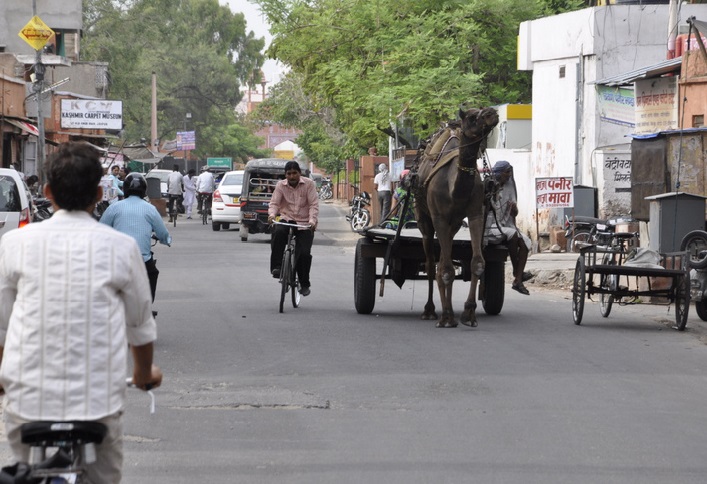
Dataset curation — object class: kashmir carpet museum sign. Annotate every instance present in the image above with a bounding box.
[61,100,123,130]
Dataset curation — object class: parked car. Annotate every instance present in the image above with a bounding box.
[211,170,244,231]
[0,168,32,238]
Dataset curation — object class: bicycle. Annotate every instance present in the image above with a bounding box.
[199,193,212,226]
[168,195,179,228]
[0,381,155,483]
[273,221,311,313]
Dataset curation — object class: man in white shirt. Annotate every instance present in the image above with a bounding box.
[166,164,184,222]
[196,166,215,215]
[0,141,162,483]
[373,163,392,222]
[182,168,197,219]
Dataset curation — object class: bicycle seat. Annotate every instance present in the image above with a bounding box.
[21,421,108,446]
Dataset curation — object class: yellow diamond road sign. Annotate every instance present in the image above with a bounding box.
[18,16,54,51]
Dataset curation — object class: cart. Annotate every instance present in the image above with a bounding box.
[354,226,509,315]
[571,244,690,330]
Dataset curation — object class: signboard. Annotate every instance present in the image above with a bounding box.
[535,177,574,209]
[634,76,678,134]
[597,85,635,127]
[207,157,232,169]
[18,16,54,51]
[61,100,123,130]
[176,131,196,151]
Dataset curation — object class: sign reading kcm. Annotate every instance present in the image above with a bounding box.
[61,100,123,130]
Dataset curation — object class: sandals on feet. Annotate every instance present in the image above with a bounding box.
[512,282,530,295]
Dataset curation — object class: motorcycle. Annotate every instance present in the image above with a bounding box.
[346,191,372,231]
[680,230,707,321]
[31,197,53,222]
[319,178,333,200]
[564,215,637,252]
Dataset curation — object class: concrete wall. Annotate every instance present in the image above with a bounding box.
[0,0,82,55]
[517,3,707,247]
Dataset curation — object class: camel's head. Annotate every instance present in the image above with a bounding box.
[458,107,499,138]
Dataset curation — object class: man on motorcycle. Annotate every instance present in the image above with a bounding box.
[100,172,172,303]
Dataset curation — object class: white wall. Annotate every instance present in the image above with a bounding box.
[517,3,707,246]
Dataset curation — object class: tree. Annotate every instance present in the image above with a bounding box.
[253,0,548,150]
[82,0,265,160]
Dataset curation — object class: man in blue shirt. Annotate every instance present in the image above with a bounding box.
[100,173,171,303]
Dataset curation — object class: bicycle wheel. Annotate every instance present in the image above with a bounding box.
[674,273,690,331]
[572,257,586,325]
[279,249,291,313]
[291,249,301,308]
[599,254,614,318]
[172,207,177,227]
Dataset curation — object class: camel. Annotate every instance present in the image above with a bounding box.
[413,107,499,328]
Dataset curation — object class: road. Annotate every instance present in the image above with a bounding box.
[3,201,707,483]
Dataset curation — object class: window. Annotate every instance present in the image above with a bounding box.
[559,66,566,78]
[693,115,704,128]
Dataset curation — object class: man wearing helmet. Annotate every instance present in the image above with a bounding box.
[100,172,172,303]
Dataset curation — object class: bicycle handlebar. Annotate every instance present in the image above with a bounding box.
[272,221,312,229]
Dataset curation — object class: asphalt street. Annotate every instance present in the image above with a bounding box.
[2,201,707,483]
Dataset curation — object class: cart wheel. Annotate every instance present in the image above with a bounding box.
[354,238,376,314]
[481,260,505,315]
[572,258,586,325]
[674,274,690,331]
[600,291,614,318]
[696,300,707,321]
[680,230,707,269]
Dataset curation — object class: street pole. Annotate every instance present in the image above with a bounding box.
[33,0,46,180]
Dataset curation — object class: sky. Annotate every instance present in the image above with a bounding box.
[221,0,284,86]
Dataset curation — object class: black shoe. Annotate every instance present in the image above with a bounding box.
[522,271,534,282]
[271,268,280,278]
[512,282,530,295]
[152,310,158,318]
[299,286,311,296]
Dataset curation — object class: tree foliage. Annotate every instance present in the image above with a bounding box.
[252,0,588,157]
[81,0,266,160]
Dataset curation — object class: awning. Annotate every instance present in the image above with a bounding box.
[592,57,682,86]
[4,118,39,137]
[108,144,168,165]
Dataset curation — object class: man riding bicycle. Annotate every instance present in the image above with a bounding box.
[196,166,215,215]
[166,164,184,222]
[267,161,319,296]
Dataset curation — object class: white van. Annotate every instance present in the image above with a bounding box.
[211,170,244,231]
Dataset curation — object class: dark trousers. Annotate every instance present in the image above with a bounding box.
[377,190,392,221]
[145,257,159,303]
[270,223,314,288]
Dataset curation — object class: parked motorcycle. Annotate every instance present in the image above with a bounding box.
[319,178,333,200]
[346,191,372,231]
[565,215,637,252]
[32,197,53,222]
[680,229,707,321]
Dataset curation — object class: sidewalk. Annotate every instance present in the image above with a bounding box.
[518,251,578,291]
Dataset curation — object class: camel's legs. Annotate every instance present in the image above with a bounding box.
[418,215,438,321]
[460,193,486,327]
[434,223,458,328]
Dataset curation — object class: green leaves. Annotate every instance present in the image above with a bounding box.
[82,0,265,161]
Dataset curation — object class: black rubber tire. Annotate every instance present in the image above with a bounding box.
[354,238,376,314]
[680,230,707,269]
[223,223,230,230]
[350,209,371,231]
[240,225,249,242]
[695,300,707,321]
[600,291,614,318]
[212,222,221,231]
[291,251,300,308]
[599,254,614,318]
[569,229,592,253]
[572,258,586,325]
[279,250,290,314]
[481,260,505,315]
[674,274,690,331]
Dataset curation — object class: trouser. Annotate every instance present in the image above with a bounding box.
[183,190,196,216]
[4,408,124,484]
[197,192,212,213]
[145,256,159,303]
[167,195,181,217]
[270,223,314,288]
[377,190,392,221]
